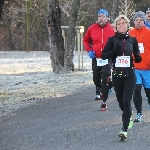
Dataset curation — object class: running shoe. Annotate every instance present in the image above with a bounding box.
[95,93,103,100]
[95,95,100,100]
[101,103,108,111]
[134,113,143,122]
[128,117,133,129]
[118,130,127,141]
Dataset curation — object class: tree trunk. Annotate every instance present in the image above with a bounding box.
[49,0,65,74]
[25,0,30,51]
[0,0,4,19]
[64,0,80,71]
[111,0,118,22]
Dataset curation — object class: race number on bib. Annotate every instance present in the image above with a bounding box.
[115,56,130,67]
[138,43,144,53]
[96,58,108,66]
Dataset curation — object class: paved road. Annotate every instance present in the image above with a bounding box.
[0,87,150,150]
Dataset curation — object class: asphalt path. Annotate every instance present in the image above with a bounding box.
[0,86,150,150]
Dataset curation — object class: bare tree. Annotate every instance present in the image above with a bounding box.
[111,0,118,22]
[0,0,5,19]
[118,0,135,20]
[48,0,66,73]
[64,0,80,71]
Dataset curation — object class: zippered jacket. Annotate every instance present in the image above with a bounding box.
[83,23,115,58]
[129,26,150,70]
[101,32,141,70]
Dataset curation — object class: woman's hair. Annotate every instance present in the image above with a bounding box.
[114,15,130,28]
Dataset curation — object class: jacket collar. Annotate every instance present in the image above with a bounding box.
[133,26,146,31]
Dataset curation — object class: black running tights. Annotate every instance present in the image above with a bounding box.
[113,74,136,131]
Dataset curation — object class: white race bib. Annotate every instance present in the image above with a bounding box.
[115,56,130,67]
[96,58,108,66]
[138,43,144,53]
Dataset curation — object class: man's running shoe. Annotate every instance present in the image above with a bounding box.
[101,103,108,111]
[128,117,133,129]
[134,113,143,122]
[95,93,103,100]
[118,130,127,141]
[95,95,100,100]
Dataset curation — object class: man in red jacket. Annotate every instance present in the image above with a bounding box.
[83,9,115,111]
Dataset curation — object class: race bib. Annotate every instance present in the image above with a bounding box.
[115,56,130,67]
[138,43,144,53]
[96,58,108,66]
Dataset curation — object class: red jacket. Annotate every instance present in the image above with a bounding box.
[83,23,115,58]
[129,26,150,70]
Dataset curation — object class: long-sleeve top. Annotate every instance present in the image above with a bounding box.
[83,22,115,58]
[101,31,141,70]
[129,26,150,70]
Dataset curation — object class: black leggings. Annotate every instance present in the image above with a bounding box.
[133,85,150,114]
[113,74,136,131]
[93,71,110,102]
[133,84,142,114]
[96,78,113,95]
[92,58,111,102]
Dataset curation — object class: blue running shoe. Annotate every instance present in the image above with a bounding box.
[134,113,143,122]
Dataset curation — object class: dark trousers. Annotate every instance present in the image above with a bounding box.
[113,73,136,131]
[92,59,111,102]
[96,77,113,95]
[133,85,150,114]
[133,84,142,114]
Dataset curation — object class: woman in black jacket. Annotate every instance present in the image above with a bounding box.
[101,15,142,141]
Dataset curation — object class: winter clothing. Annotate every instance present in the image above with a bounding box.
[129,25,150,117]
[102,31,141,70]
[133,11,146,22]
[83,20,115,104]
[98,9,108,16]
[113,73,135,130]
[88,50,96,58]
[101,31,141,131]
[92,58,112,102]
[83,23,115,58]
[129,26,150,70]
[135,55,142,63]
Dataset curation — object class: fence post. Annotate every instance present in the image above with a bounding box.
[80,27,84,70]
[77,28,80,70]
[60,26,84,70]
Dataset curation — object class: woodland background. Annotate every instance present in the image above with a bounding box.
[0,0,149,52]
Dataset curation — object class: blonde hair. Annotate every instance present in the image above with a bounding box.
[114,15,130,28]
